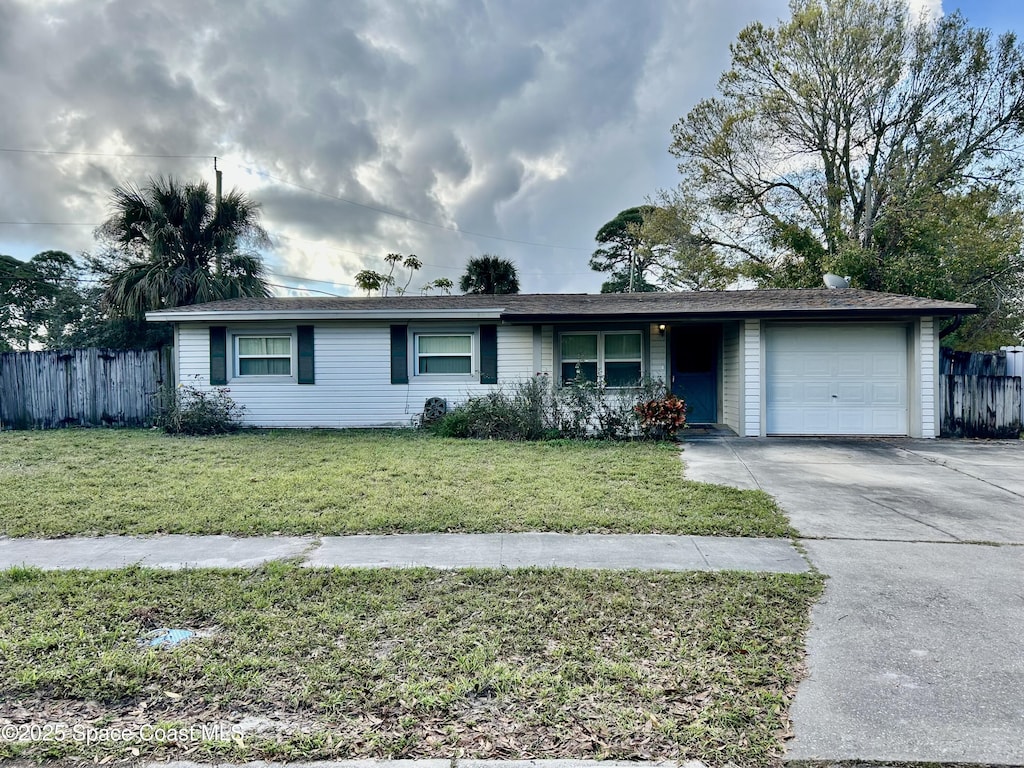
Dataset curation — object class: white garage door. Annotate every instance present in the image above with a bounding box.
[766,324,908,436]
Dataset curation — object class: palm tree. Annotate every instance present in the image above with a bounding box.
[459,255,520,295]
[95,176,271,316]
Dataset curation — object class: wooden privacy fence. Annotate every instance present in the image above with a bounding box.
[939,347,1023,439]
[0,348,173,430]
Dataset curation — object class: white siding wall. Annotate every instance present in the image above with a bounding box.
[497,325,535,381]
[1001,345,1024,426]
[1003,346,1024,378]
[177,315,939,436]
[742,319,762,437]
[178,323,211,391]
[918,317,938,438]
[177,321,534,428]
[648,324,667,382]
[721,321,741,434]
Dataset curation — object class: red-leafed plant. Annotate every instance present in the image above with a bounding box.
[634,395,687,440]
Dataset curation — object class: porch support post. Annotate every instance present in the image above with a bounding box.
[742,319,762,437]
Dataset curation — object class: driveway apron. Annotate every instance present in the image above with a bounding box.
[683,436,1024,765]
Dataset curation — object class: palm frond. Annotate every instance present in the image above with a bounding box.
[98,176,271,315]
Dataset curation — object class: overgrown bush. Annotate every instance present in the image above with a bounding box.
[429,374,683,441]
[156,383,246,435]
[431,375,555,440]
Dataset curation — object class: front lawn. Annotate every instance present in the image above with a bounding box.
[0,565,822,764]
[0,429,791,537]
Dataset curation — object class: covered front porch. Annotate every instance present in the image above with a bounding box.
[661,321,743,433]
[545,319,745,434]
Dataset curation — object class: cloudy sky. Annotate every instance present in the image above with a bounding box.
[0,0,1017,295]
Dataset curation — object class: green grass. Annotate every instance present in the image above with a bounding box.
[0,565,823,764]
[0,429,791,537]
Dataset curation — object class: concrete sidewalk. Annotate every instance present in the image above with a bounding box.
[0,532,808,573]
[155,761,700,768]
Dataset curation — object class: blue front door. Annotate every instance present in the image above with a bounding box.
[670,326,720,424]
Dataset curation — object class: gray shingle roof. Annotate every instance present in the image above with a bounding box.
[146,289,976,321]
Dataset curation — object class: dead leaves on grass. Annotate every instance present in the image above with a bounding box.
[0,569,823,766]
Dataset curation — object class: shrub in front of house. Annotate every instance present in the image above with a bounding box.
[430,375,682,441]
[431,375,554,440]
[156,383,246,436]
[635,394,688,440]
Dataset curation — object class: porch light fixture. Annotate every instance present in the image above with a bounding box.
[657,324,666,336]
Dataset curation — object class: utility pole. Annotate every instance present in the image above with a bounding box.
[215,156,222,207]
[214,157,223,275]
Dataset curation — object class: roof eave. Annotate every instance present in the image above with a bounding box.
[145,308,507,323]
[501,306,978,323]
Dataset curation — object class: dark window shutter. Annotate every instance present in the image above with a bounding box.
[297,325,315,384]
[209,326,227,385]
[390,325,409,384]
[480,324,498,384]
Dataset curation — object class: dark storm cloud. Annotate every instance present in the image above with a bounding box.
[0,0,793,291]
[255,186,386,244]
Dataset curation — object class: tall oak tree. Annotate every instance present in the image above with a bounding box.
[670,0,1024,346]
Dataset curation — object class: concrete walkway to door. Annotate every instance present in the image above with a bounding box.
[683,436,1024,766]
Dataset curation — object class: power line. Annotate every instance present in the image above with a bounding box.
[0,273,346,297]
[0,225,599,279]
[267,231,466,274]
[2,148,593,251]
[0,221,99,226]
[0,148,212,159]
[265,281,345,297]
[233,162,590,252]
[0,275,101,286]
[266,231,596,276]
[266,270,353,287]
[0,218,597,274]
[0,219,469,275]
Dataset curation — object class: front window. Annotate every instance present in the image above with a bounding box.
[603,332,643,386]
[416,334,473,375]
[560,331,642,386]
[560,334,599,383]
[236,335,292,376]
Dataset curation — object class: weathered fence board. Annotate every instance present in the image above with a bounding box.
[940,374,1022,439]
[0,348,172,430]
[939,347,1009,376]
[939,347,1023,438]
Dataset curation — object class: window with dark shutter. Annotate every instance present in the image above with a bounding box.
[209,326,227,385]
[390,325,409,384]
[297,325,315,384]
[479,324,498,384]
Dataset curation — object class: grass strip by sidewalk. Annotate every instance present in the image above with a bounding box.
[0,429,792,537]
[0,565,822,765]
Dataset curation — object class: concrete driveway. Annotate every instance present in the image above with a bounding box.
[683,436,1024,765]
[684,437,1024,543]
